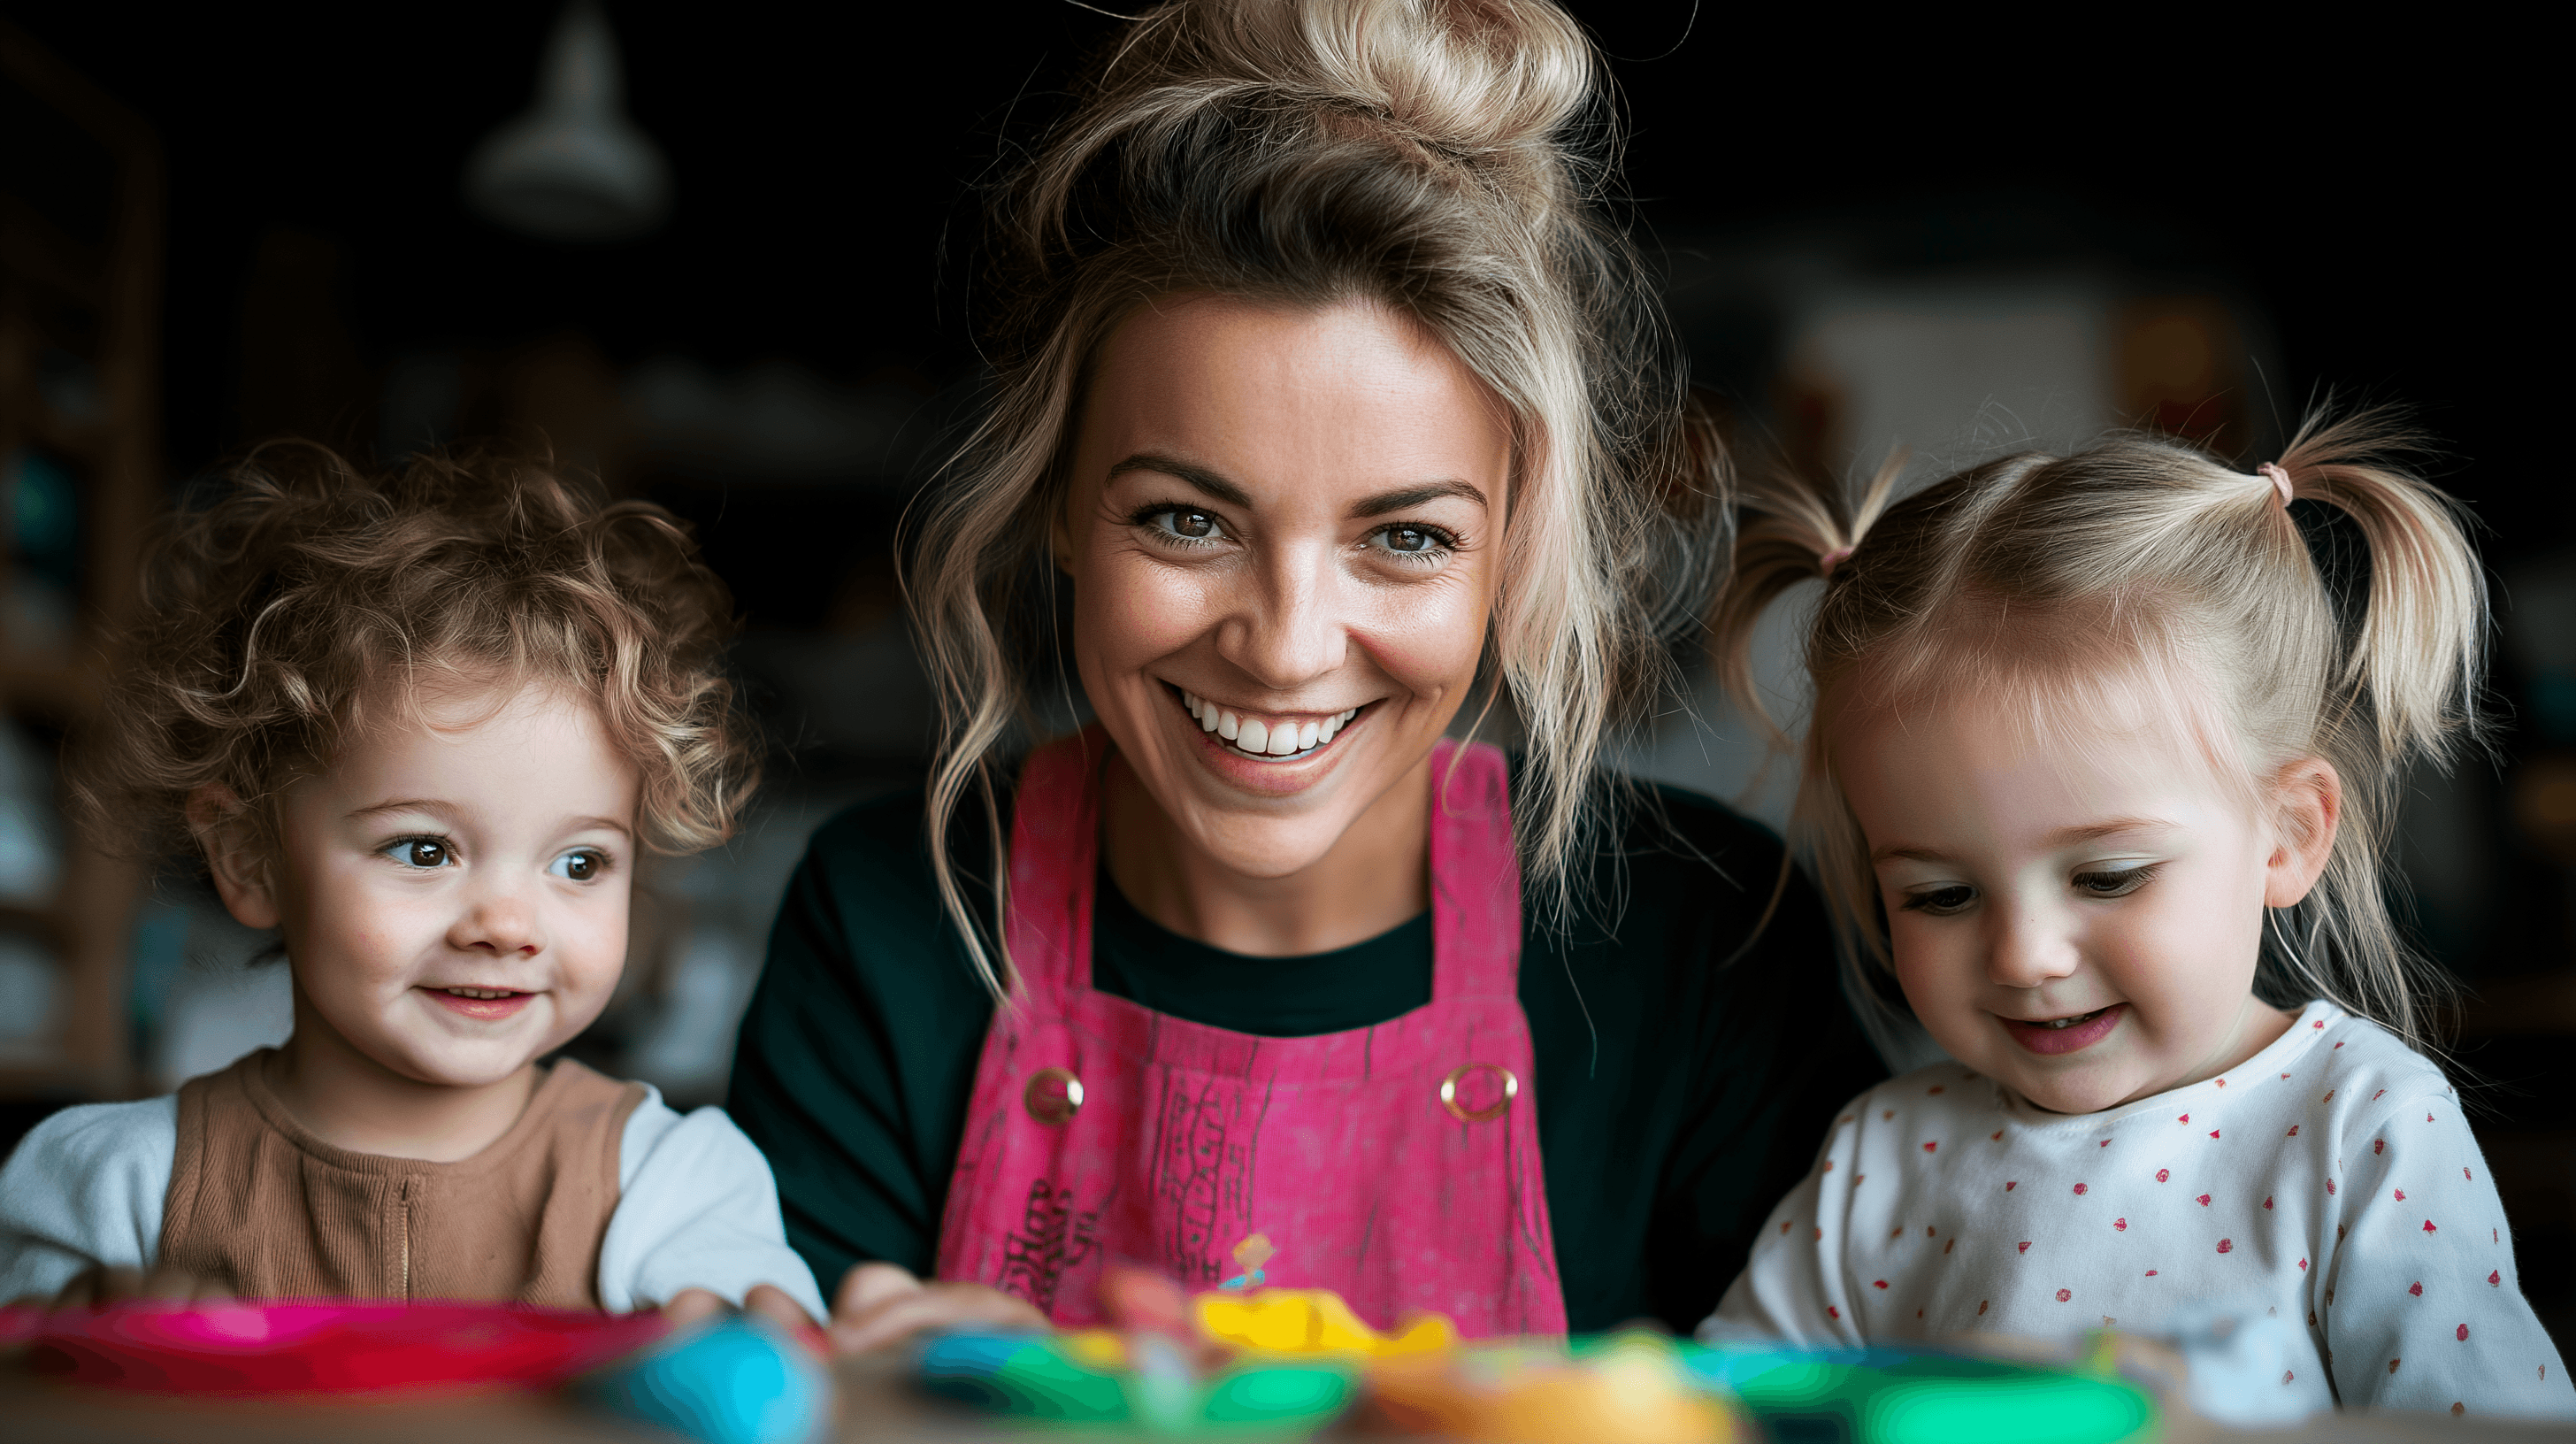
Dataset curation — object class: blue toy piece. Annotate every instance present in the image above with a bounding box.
[581,1316,832,1444]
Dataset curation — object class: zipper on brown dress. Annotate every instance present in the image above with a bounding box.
[398,1176,414,1302]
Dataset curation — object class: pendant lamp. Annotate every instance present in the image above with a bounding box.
[464,0,671,242]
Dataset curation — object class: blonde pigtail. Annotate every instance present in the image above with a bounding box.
[1711,450,1903,745]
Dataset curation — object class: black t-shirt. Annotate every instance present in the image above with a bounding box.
[725,773,1884,1333]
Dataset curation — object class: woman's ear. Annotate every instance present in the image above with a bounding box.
[187,785,280,929]
[2263,757,2342,909]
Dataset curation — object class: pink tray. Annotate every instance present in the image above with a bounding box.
[0,1301,670,1394]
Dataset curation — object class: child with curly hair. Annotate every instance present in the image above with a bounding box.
[0,445,823,1326]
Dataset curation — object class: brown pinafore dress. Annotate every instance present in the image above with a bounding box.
[157,1048,644,1305]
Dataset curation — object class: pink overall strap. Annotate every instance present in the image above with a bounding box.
[1427,737,1519,1002]
[999,727,1108,997]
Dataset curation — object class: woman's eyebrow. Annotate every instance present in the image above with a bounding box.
[1106,452,1251,507]
[1352,480,1487,518]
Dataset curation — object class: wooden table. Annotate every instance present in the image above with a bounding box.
[4,1352,2565,1444]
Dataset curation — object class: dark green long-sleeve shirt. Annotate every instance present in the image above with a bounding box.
[725,775,1883,1333]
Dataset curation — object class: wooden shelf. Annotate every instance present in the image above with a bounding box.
[0,19,163,1104]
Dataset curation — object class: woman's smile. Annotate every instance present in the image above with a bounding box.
[1169,683,1376,795]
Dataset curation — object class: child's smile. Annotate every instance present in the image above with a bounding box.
[1833,671,2331,1115]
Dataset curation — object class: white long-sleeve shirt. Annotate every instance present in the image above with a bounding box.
[1705,1000,2574,1421]
[0,1083,825,1319]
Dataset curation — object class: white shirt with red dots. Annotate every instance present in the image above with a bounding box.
[1703,1001,2575,1420]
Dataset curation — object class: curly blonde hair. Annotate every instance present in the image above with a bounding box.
[908,0,1726,993]
[73,442,757,864]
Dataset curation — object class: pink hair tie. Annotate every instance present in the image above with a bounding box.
[2258,462,2294,508]
[1818,545,1855,577]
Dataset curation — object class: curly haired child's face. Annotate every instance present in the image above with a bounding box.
[1053,294,1507,880]
[1835,678,2333,1114]
[213,679,638,1092]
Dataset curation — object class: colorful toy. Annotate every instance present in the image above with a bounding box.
[916,1328,1355,1433]
[1218,1233,1275,1291]
[581,1315,832,1444]
[1678,1340,2158,1444]
[1194,1287,1454,1358]
[1369,1332,1739,1444]
[0,1301,831,1444]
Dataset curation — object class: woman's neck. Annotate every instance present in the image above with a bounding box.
[268,989,540,1163]
[1101,749,1430,957]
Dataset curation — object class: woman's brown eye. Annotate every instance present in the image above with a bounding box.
[1386,526,1431,552]
[1169,510,1216,538]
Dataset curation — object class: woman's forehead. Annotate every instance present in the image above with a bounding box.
[1078,295,1511,499]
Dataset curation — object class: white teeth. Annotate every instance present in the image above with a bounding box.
[1298,721,1319,750]
[1200,704,1218,733]
[1218,711,1240,741]
[1268,725,1299,756]
[1321,716,1340,741]
[1184,691,1200,717]
[445,987,515,999]
[1238,718,1269,753]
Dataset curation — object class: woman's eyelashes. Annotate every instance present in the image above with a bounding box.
[1365,521,1459,565]
[1127,502,1461,568]
[1132,503,1229,548]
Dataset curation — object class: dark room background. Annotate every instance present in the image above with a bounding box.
[2,0,2567,1340]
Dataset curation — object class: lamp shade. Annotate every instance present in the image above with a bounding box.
[464,1,671,242]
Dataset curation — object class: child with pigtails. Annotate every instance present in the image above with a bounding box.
[0,446,824,1327]
[1699,415,2574,1418]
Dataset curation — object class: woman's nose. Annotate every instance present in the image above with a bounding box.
[1985,905,2079,989]
[1216,549,1347,690]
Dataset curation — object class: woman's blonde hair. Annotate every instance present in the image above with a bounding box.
[73,442,758,867]
[907,0,1723,993]
[1715,411,2485,1057]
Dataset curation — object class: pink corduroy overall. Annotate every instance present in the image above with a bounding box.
[932,728,1567,1338]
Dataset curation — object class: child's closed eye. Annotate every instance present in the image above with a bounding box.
[2071,864,2158,898]
[1900,884,1977,917]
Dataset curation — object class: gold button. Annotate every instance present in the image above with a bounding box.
[1440,1063,1517,1123]
[1024,1067,1084,1125]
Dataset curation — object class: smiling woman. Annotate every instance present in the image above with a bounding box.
[725,0,1885,1348]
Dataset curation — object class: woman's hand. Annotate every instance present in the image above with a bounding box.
[826,1262,1045,1354]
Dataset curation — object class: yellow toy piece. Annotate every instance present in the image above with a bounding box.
[1194,1287,1456,1358]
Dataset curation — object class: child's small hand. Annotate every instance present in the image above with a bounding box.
[659,1285,819,1333]
[39,1264,234,1309]
[826,1262,1045,1354]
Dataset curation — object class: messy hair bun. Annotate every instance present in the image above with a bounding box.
[909,0,1723,993]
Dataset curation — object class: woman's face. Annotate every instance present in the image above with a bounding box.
[1056,294,1512,879]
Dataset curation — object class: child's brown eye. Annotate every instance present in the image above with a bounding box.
[548,848,607,882]
[391,838,448,868]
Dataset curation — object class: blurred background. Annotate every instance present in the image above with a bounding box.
[0,1,2564,1339]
